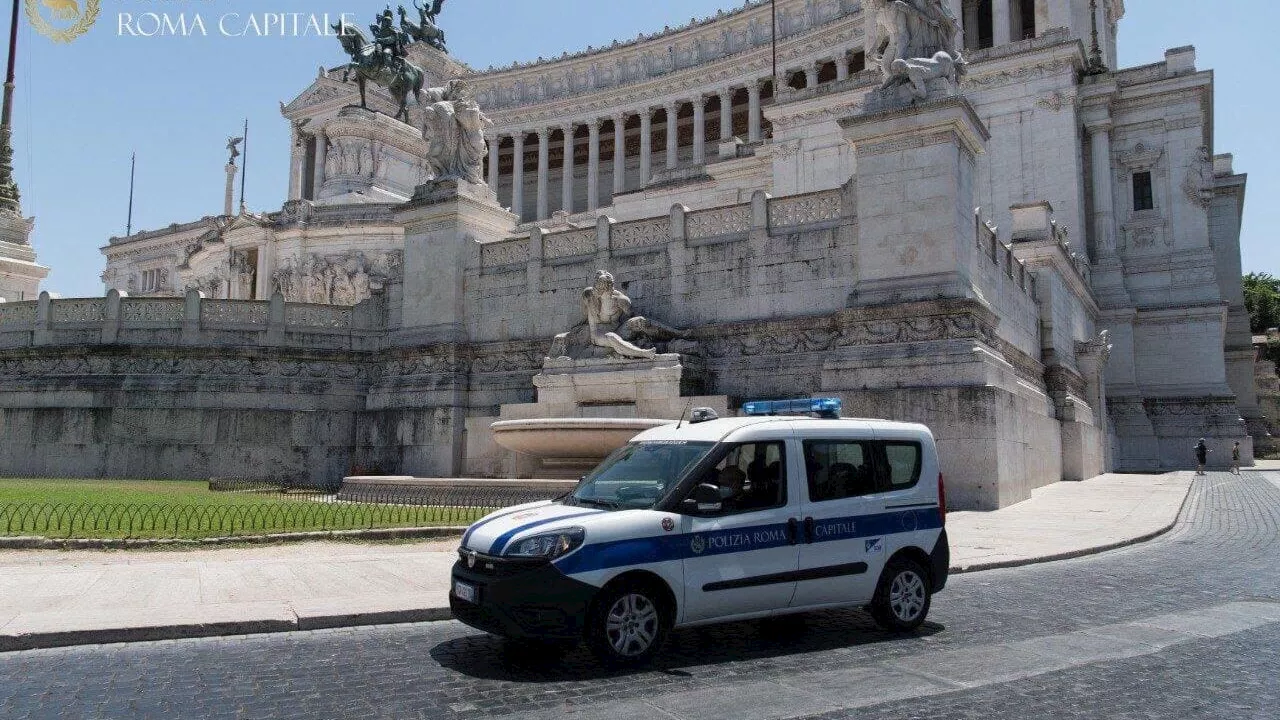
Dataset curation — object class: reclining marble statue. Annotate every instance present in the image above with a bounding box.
[865,0,965,101]
[548,270,692,361]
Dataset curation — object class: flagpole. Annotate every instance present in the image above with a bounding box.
[0,0,22,212]
[238,118,248,213]
[2,0,17,129]
[126,152,136,236]
[770,0,778,90]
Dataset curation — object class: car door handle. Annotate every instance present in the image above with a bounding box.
[786,518,799,545]
[803,517,815,544]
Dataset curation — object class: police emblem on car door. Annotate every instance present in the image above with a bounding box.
[679,441,802,622]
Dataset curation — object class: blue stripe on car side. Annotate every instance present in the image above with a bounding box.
[461,503,549,548]
[488,510,605,555]
[554,507,942,575]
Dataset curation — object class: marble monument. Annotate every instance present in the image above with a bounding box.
[0,0,1253,510]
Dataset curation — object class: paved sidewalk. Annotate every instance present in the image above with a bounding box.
[0,540,458,651]
[0,472,1196,651]
[946,471,1193,571]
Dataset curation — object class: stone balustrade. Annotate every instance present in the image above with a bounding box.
[976,211,1037,300]
[0,290,383,351]
[480,187,849,274]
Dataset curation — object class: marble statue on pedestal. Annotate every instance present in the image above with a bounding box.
[418,79,491,184]
[549,270,692,360]
[865,0,965,101]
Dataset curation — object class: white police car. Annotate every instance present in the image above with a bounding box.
[451,398,949,665]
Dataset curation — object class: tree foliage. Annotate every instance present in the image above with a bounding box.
[1244,272,1280,334]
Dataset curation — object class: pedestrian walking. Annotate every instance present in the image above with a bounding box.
[1231,441,1241,475]
[1194,438,1210,475]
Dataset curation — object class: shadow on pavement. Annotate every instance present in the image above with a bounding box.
[429,608,944,682]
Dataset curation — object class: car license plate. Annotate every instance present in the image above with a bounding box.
[453,580,477,604]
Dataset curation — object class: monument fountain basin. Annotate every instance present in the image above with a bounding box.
[490,418,673,464]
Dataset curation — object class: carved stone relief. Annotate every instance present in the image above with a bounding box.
[271,250,402,306]
[1182,145,1215,209]
[1121,212,1169,252]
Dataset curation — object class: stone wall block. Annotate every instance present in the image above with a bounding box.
[667,206,690,311]
[267,291,286,345]
[102,289,122,344]
[595,214,614,268]
[669,204,687,242]
[839,177,857,219]
[527,227,545,295]
[33,291,50,346]
[750,190,771,229]
[182,289,202,345]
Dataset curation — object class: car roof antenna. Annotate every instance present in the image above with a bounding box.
[675,399,694,429]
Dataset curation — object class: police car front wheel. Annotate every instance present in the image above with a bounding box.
[870,557,932,632]
[586,581,670,665]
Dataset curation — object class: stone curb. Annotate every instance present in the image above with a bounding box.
[0,606,456,653]
[0,526,467,550]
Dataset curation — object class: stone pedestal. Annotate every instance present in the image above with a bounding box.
[527,353,723,419]
[0,211,46,302]
[481,353,729,479]
[320,106,430,203]
[840,96,990,305]
[394,178,513,344]
[371,180,514,479]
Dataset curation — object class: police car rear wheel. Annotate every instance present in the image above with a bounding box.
[871,558,931,631]
[587,582,668,665]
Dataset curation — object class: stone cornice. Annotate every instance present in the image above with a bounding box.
[959,37,1082,94]
[0,255,49,278]
[323,107,427,156]
[0,238,40,264]
[483,9,861,130]
[1014,240,1101,319]
[840,96,991,156]
[282,75,355,118]
[473,0,846,101]
[766,71,877,133]
[282,75,400,124]
[102,218,224,256]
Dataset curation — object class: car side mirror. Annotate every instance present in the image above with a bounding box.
[680,482,723,514]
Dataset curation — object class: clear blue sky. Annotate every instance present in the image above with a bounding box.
[11,0,1277,296]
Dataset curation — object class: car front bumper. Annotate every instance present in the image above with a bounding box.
[450,553,598,640]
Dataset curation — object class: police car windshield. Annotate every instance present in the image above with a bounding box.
[572,441,714,510]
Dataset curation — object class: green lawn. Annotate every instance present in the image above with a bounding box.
[0,479,486,540]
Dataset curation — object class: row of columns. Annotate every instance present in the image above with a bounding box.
[959,0,1037,50]
[289,51,864,211]
[488,80,771,220]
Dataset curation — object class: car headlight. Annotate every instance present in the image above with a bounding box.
[505,527,585,559]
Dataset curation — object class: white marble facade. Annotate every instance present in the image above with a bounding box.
[91,0,1258,497]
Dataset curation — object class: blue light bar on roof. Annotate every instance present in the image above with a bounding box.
[742,397,842,419]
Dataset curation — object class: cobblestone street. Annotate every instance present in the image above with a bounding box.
[2,471,1277,720]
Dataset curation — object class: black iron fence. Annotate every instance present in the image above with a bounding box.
[335,483,564,508]
[206,478,566,509]
[207,478,339,494]
[0,483,566,540]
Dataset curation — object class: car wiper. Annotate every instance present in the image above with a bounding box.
[573,497,622,510]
